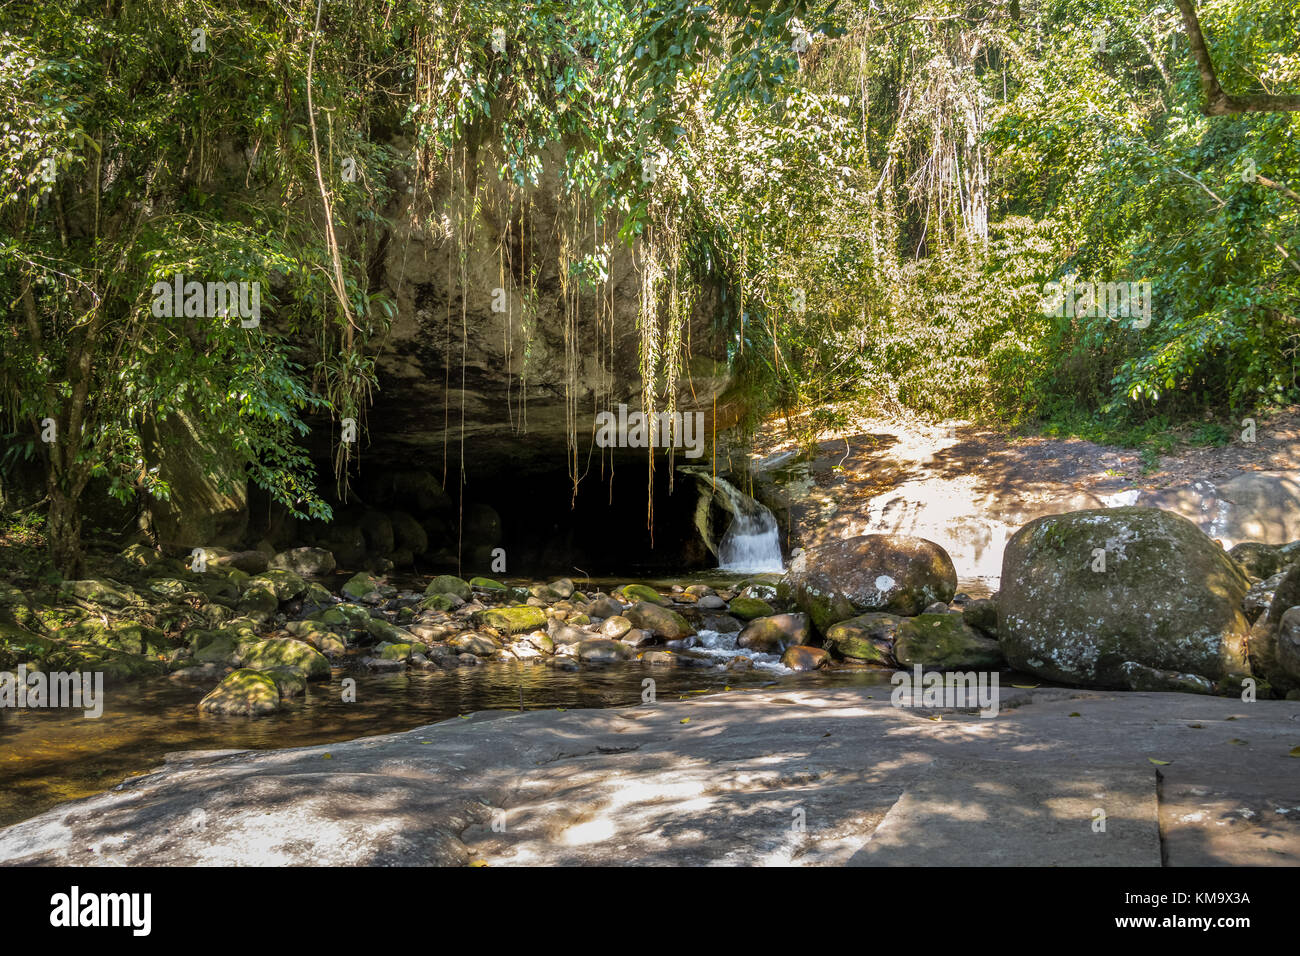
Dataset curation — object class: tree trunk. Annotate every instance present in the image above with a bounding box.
[47,479,83,580]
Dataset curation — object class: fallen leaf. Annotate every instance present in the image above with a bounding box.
[1229,738,1247,746]
[1148,758,1171,765]
[1068,712,1081,717]
[322,753,333,760]
[680,718,690,724]
[469,860,489,867]
[1012,684,1039,689]
[1289,746,1300,757]
[1188,724,1204,729]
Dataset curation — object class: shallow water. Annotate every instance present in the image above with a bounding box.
[0,658,816,829]
[0,571,986,830]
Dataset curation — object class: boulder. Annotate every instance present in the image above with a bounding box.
[1228,542,1286,581]
[601,615,633,640]
[576,638,632,663]
[1000,507,1251,689]
[781,645,830,672]
[451,633,501,656]
[241,638,331,681]
[197,669,280,716]
[426,575,472,602]
[250,569,307,602]
[342,572,382,601]
[624,602,694,641]
[824,612,902,664]
[470,606,547,634]
[269,547,337,577]
[736,613,812,654]
[782,535,957,633]
[727,597,774,620]
[621,584,669,606]
[961,597,999,637]
[893,614,1004,671]
[584,595,623,619]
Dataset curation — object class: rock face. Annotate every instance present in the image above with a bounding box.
[783,534,957,633]
[999,507,1252,689]
[143,411,249,548]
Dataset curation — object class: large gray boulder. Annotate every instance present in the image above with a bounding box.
[782,534,957,633]
[1000,507,1251,690]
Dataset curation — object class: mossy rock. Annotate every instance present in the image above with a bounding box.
[727,596,774,620]
[377,642,413,661]
[65,578,140,608]
[237,585,279,617]
[341,571,381,601]
[621,584,669,606]
[251,569,307,602]
[784,534,958,633]
[365,617,411,643]
[825,612,903,664]
[736,613,811,653]
[470,605,548,634]
[1001,507,1251,688]
[260,666,308,698]
[302,582,334,607]
[198,668,281,716]
[893,614,1004,670]
[147,577,192,599]
[189,629,258,665]
[624,602,695,641]
[241,638,331,680]
[469,576,506,591]
[308,603,371,629]
[961,598,999,638]
[426,575,471,601]
[420,594,454,612]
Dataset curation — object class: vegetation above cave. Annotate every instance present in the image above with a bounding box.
[2,0,1298,575]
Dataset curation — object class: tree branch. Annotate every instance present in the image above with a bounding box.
[1174,0,1300,114]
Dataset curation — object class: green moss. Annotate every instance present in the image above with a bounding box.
[728,597,774,620]
[470,605,548,634]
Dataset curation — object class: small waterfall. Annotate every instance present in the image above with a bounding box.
[710,477,785,573]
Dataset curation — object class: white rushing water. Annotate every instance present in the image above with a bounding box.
[710,476,785,573]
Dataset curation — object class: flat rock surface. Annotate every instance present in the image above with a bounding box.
[1,686,1297,866]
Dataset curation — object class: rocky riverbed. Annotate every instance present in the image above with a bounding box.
[4,495,1300,860]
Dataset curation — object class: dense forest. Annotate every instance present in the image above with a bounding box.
[3,0,1298,573]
